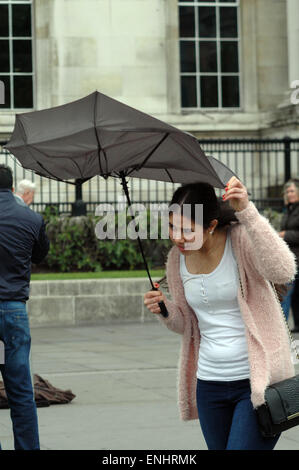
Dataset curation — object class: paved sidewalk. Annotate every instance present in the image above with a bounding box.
[0,321,298,450]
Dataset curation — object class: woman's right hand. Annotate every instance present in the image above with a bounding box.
[144,283,167,315]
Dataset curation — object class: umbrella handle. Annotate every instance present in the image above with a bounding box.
[151,286,169,318]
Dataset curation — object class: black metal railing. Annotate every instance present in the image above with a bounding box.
[1,137,299,215]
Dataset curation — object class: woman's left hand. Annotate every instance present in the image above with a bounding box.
[222,176,249,212]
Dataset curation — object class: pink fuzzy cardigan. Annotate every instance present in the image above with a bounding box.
[158,201,297,421]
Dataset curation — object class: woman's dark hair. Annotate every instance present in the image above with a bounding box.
[157,182,289,301]
[168,182,239,231]
[156,182,240,287]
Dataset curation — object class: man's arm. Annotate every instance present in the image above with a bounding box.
[31,219,50,264]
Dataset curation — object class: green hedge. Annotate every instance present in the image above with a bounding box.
[35,206,283,273]
[260,207,284,231]
[38,207,172,273]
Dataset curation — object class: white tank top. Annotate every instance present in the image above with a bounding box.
[180,227,250,381]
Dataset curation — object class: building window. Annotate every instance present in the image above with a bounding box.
[0,0,34,110]
[179,0,240,109]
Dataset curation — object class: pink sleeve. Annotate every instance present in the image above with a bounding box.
[156,298,185,335]
[156,247,185,335]
[235,201,297,283]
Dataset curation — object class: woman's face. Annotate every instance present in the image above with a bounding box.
[168,212,206,253]
[286,184,299,204]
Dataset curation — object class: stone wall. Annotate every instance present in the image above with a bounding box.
[28,278,166,327]
[34,0,169,114]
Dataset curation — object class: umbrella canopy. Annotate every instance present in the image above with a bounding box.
[5,91,245,319]
[5,91,238,188]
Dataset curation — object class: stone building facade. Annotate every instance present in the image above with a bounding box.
[0,0,298,206]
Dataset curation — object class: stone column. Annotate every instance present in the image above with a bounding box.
[241,0,259,112]
[164,0,181,114]
[271,0,299,133]
[35,0,55,110]
[286,0,299,86]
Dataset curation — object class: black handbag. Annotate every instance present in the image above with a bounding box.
[237,269,299,438]
[255,374,299,437]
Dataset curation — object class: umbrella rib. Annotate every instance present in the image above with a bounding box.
[27,144,85,180]
[164,168,174,183]
[71,159,84,179]
[8,128,76,185]
[35,171,76,186]
[10,125,73,183]
[172,135,225,187]
[94,92,109,175]
[94,132,165,155]
[136,132,169,170]
[126,132,169,177]
[94,94,104,175]
[34,161,76,185]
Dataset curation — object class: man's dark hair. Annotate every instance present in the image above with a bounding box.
[0,164,13,189]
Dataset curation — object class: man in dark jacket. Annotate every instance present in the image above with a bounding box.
[0,165,49,450]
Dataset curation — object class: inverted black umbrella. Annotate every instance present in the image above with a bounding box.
[5,91,242,317]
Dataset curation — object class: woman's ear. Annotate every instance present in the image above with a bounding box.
[208,219,218,232]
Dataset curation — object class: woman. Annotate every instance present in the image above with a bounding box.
[144,177,297,450]
[279,179,299,331]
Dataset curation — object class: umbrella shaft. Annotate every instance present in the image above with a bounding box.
[75,181,83,200]
[119,173,155,290]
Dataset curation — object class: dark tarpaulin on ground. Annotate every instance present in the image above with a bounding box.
[0,374,76,408]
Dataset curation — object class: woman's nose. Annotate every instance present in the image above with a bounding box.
[177,234,185,243]
[172,231,184,242]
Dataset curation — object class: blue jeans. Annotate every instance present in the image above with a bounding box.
[0,301,39,450]
[281,281,295,321]
[196,378,280,450]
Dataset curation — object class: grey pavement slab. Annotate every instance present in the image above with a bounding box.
[0,322,298,450]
